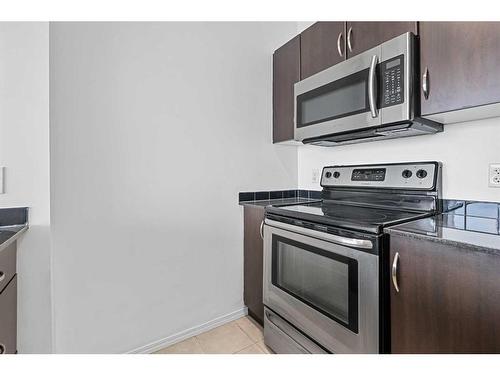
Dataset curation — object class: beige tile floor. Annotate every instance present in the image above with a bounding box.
[154,316,273,354]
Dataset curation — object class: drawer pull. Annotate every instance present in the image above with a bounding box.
[0,271,5,282]
[0,343,5,354]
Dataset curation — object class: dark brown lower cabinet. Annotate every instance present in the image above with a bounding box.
[0,275,17,354]
[390,234,500,353]
[243,205,265,325]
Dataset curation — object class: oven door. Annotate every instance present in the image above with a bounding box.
[263,219,379,353]
[294,32,414,142]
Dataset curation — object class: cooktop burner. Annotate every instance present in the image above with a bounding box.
[266,201,431,234]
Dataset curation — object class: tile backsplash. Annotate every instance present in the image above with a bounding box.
[238,189,321,203]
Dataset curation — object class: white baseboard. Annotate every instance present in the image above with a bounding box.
[126,307,248,354]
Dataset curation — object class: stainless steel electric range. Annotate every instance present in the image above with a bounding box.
[262,162,442,354]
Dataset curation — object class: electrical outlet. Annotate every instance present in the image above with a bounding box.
[489,163,500,187]
[311,169,320,184]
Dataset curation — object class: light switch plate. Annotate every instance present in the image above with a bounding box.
[0,167,4,194]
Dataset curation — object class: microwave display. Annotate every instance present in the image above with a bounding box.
[381,55,404,108]
[351,168,386,182]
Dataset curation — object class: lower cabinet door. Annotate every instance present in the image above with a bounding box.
[0,275,17,354]
[244,206,265,324]
[390,235,500,353]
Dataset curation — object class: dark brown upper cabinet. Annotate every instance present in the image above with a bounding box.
[345,22,417,58]
[273,36,300,143]
[300,22,346,80]
[420,22,500,116]
[390,234,500,353]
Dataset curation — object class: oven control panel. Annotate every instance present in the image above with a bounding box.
[321,162,439,190]
[381,55,404,108]
[351,168,386,182]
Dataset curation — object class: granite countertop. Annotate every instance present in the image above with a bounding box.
[239,197,321,207]
[0,225,29,253]
[0,207,29,253]
[385,201,500,254]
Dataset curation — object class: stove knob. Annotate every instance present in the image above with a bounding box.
[333,171,341,178]
[416,169,428,179]
[325,171,332,178]
[402,169,412,179]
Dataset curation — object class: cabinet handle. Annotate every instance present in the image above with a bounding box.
[392,252,400,293]
[0,271,5,282]
[347,27,353,52]
[337,32,344,57]
[0,343,5,354]
[422,67,430,99]
[259,220,265,240]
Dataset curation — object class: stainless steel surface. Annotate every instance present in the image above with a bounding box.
[380,31,414,126]
[264,308,327,354]
[0,272,4,283]
[0,343,5,354]
[422,67,429,99]
[265,218,373,249]
[260,220,265,240]
[337,32,344,57]
[368,54,379,118]
[392,252,400,292]
[294,43,381,141]
[263,223,379,353]
[321,162,438,190]
[294,32,420,144]
[347,27,353,52]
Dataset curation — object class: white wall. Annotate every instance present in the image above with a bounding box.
[298,118,500,202]
[0,22,52,353]
[49,22,298,353]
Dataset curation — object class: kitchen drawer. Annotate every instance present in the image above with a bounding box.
[0,275,17,354]
[0,242,16,293]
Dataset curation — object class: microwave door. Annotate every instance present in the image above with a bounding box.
[294,45,382,142]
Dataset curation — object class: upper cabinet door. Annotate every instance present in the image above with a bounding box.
[420,22,500,116]
[273,36,300,143]
[345,22,417,58]
[300,22,346,80]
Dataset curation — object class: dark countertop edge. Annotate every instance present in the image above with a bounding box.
[239,198,321,208]
[0,224,29,253]
[384,226,500,256]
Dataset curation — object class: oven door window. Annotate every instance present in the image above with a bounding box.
[271,235,359,333]
[297,68,370,128]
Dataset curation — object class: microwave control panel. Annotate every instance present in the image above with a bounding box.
[381,54,404,108]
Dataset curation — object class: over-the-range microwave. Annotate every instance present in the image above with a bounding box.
[294,32,443,146]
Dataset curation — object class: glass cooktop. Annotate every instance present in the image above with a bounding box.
[266,201,430,234]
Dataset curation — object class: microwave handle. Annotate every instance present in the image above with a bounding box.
[368,55,379,118]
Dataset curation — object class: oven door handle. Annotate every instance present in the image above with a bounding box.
[368,54,379,118]
[265,219,373,250]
